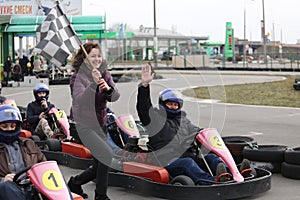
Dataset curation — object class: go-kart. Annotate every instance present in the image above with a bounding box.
[105,117,271,200]
[2,99,92,164]
[27,107,92,160]
[13,161,83,200]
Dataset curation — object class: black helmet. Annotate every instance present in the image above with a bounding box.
[0,105,22,143]
[33,83,49,103]
[158,88,183,116]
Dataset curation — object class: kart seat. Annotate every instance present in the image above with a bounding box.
[20,129,32,138]
[62,141,92,158]
[123,161,169,184]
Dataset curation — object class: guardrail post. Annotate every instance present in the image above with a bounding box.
[184,54,186,68]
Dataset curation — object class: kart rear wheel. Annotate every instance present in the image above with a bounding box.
[30,135,41,142]
[170,175,195,186]
[44,138,62,151]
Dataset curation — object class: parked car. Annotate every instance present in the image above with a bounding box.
[160,51,174,61]
[293,78,300,90]
[258,55,271,61]
[210,54,223,61]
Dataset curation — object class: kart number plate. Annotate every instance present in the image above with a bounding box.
[42,170,64,190]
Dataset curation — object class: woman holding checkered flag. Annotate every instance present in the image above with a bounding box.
[68,42,120,200]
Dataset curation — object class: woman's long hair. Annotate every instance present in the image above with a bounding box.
[72,42,102,72]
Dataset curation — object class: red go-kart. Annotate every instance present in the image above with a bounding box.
[3,98,93,162]
[105,115,271,200]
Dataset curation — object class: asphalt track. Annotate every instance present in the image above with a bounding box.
[3,70,300,200]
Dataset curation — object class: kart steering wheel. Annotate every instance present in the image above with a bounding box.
[13,165,33,187]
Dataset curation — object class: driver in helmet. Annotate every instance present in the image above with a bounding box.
[136,64,251,185]
[0,105,46,200]
[26,83,55,138]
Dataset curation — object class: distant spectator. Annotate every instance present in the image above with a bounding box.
[27,62,32,76]
[3,56,12,83]
[33,55,42,73]
[19,55,30,77]
[29,55,35,76]
[12,60,22,82]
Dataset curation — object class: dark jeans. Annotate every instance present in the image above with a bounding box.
[0,181,32,200]
[73,125,113,196]
[165,153,226,185]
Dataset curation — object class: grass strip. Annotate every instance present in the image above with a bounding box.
[182,75,300,108]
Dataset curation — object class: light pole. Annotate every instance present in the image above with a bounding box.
[243,3,246,68]
[243,0,254,68]
[262,0,267,67]
[153,0,158,68]
[273,23,283,62]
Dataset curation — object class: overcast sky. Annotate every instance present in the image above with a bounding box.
[82,0,300,44]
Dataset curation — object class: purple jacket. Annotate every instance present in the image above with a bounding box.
[70,69,120,127]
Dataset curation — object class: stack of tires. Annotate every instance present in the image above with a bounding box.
[223,135,300,179]
[281,147,300,180]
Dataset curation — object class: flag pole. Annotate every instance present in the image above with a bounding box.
[80,44,94,71]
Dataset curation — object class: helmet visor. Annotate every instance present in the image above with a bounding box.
[160,89,183,102]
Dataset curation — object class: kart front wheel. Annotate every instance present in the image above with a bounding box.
[44,138,62,151]
[170,175,195,186]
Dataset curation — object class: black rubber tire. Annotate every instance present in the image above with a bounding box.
[284,147,300,165]
[251,161,281,173]
[281,162,300,180]
[44,138,62,152]
[222,136,257,164]
[243,145,287,163]
[170,175,195,186]
[222,136,256,156]
[30,135,41,142]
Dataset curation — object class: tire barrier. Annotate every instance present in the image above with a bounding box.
[281,147,300,180]
[242,145,287,173]
[284,147,300,165]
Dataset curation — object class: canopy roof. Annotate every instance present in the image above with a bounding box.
[1,15,106,39]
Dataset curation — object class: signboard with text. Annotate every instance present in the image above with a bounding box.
[0,0,82,16]
[224,22,234,59]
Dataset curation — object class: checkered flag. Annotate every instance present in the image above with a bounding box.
[34,3,81,67]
